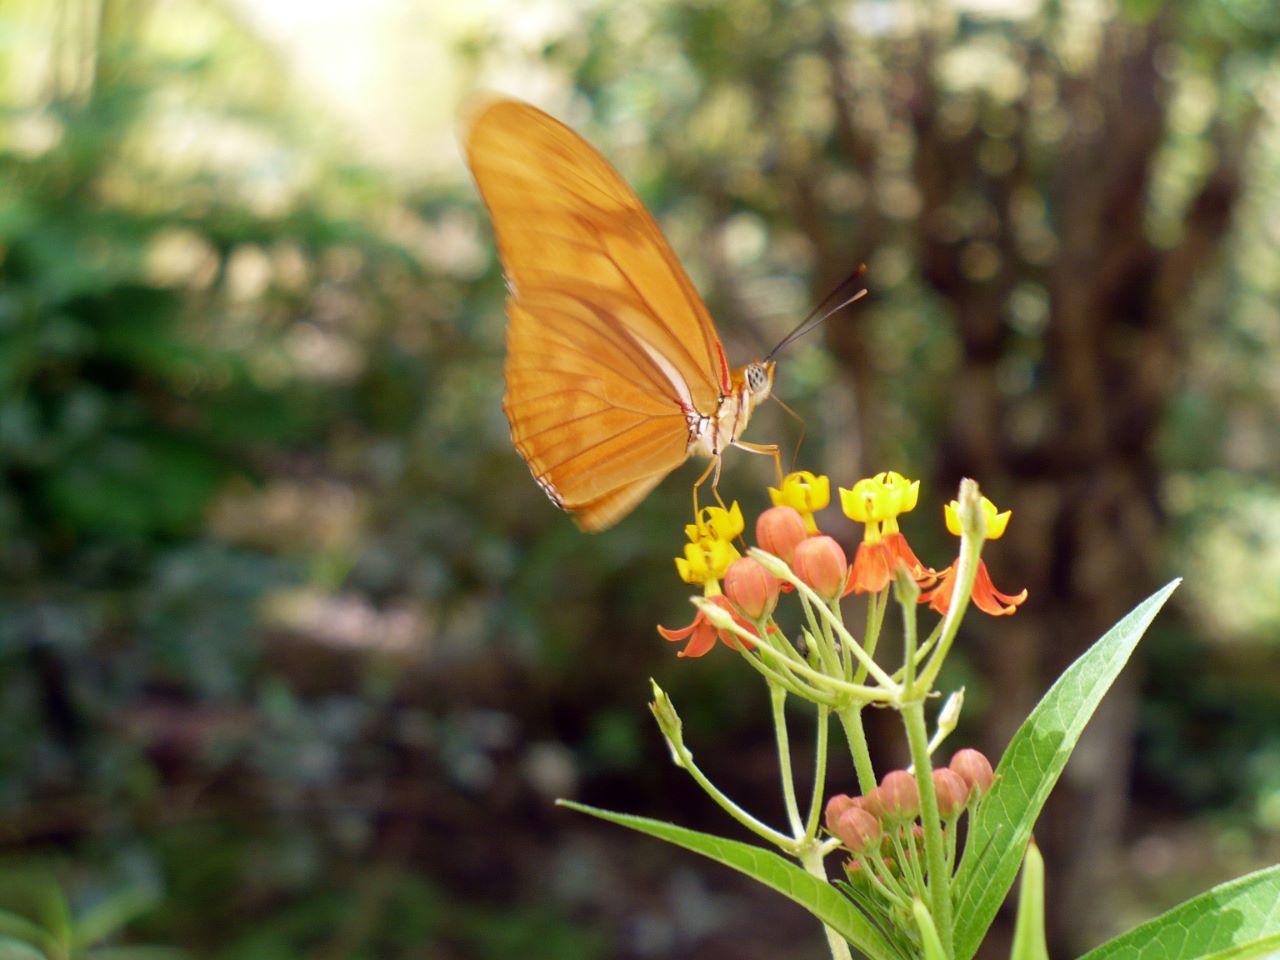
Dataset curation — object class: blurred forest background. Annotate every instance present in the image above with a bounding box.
[1,0,1278,957]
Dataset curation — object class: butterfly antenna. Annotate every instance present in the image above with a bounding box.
[765,265,868,362]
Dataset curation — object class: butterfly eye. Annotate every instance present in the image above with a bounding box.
[746,363,770,396]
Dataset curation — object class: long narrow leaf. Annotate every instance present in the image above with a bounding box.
[1076,864,1280,960]
[558,800,898,960]
[952,580,1180,960]
[1009,842,1048,960]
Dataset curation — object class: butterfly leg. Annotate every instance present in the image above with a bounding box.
[732,440,785,488]
[690,455,726,527]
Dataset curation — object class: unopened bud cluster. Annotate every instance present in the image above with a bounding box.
[825,749,994,870]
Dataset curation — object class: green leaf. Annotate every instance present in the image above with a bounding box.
[1009,842,1048,960]
[0,936,47,960]
[72,887,157,950]
[952,580,1181,960]
[1076,864,1280,960]
[558,801,899,960]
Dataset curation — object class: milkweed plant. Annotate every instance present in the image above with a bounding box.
[560,472,1280,960]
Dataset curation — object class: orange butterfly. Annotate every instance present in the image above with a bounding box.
[464,98,784,531]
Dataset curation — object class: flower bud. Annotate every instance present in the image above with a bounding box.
[824,793,858,835]
[755,506,808,566]
[932,767,971,818]
[833,806,882,855]
[859,788,884,821]
[950,748,994,797]
[877,770,920,822]
[792,535,849,600]
[724,557,780,620]
[648,680,684,764]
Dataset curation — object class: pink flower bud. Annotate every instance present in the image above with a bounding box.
[756,506,808,565]
[792,535,849,600]
[724,557,780,620]
[824,794,857,835]
[950,748,994,797]
[833,806,882,855]
[859,788,883,820]
[932,768,971,818]
[877,770,920,822]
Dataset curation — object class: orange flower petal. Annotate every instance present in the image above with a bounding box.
[970,561,1027,616]
[658,597,761,657]
[883,532,934,582]
[918,560,1026,617]
[657,620,696,642]
[843,540,893,596]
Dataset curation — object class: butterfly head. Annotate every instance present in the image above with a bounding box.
[744,360,775,408]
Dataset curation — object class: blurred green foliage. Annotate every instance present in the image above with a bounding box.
[0,0,1278,957]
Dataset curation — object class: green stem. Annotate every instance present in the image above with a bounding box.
[917,517,984,694]
[798,588,842,678]
[735,639,824,702]
[904,701,953,956]
[713,616,891,703]
[912,898,948,960]
[889,620,944,683]
[772,684,804,836]
[749,549,898,691]
[672,737,796,852]
[789,578,895,689]
[945,817,958,875]
[799,846,853,960]
[890,826,927,898]
[856,591,886,683]
[863,848,912,906]
[804,705,831,840]
[836,704,878,795]
[900,584,919,694]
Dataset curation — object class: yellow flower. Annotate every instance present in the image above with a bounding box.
[768,471,830,534]
[838,471,920,536]
[839,471,928,595]
[943,496,1011,540]
[675,502,744,594]
[923,494,1026,616]
[675,537,741,592]
[684,502,744,545]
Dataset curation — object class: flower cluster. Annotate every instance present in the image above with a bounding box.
[643,474,1037,960]
[659,470,1026,653]
[658,504,777,657]
[825,750,995,912]
[825,749,993,855]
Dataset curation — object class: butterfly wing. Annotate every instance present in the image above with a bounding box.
[465,98,731,530]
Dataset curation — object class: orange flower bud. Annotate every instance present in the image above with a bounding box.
[950,748,994,797]
[877,770,920,822]
[724,557,780,620]
[833,806,882,855]
[792,535,849,600]
[932,767,971,818]
[756,505,808,565]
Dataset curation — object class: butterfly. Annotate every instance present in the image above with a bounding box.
[465,98,835,531]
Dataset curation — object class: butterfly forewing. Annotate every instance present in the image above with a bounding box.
[466,98,733,530]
